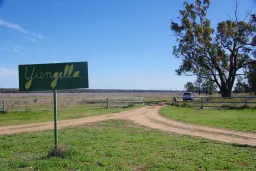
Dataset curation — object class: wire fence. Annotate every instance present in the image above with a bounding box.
[1,97,144,112]
[2,94,256,112]
[0,100,4,112]
[172,96,256,109]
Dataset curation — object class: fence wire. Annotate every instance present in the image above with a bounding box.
[2,97,144,112]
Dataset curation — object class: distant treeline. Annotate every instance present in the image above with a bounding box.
[0,88,181,93]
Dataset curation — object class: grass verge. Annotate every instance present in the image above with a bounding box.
[0,105,142,126]
[0,120,255,170]
[160,106,256,132]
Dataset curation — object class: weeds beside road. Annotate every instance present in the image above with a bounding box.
[0,120,255,171]
[160,106,256,132]
[0,105,142,126]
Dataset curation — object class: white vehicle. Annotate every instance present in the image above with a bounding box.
[183,92,195,101]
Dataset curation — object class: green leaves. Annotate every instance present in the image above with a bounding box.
[171,0,256,96]
[184,81,195,92]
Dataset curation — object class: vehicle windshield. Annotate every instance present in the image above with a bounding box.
[184,93,191,95]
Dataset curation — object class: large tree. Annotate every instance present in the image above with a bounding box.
[194,76,202,95]
[184,82,195,92]
[201,78,216,95]
[171,0,256,97]
[246,64,256,94]
[234,76,250,93]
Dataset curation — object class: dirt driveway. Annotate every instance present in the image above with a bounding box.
[1,106,256,146]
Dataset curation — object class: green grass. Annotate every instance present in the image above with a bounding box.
[0,120,255,170]
[0,105,142,126]
[160,106,256,132]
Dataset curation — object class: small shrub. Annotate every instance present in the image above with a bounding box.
[220,104,233,109]
[169,102,176,106]
[181,103,193,108]
[47,146,70,158]
[174,103,193,108]
[220,104,250,110]
[123,103,135,108]
[0,111,7,114]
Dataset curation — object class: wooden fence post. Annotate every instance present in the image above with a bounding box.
[245,97,248,107]
[106,98,109,109]
[64,99,67,110]
[201,97,204,109]
[3,100,5,112]
[1,100,5,112]
[141,97,145,105]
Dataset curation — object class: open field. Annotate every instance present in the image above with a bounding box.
[0,105,142,126]
[1,92,256,112]
[0,92,170,112]
[1,106,256,146]
[1,120,256,171]
[160,106,256,132]
[172,96,256,109]
[1,93,256,170]
[0,92,181,101]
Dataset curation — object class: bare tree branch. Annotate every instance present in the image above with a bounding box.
[226,14,233,21]
[235,0,238,22]
[244,7,253,21]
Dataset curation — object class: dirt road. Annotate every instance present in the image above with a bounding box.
[1,106,256,146]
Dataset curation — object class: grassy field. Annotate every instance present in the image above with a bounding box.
[0,92,181,102]
[0,120,255,171]
[0,105,141,126]
[160,106,256,132]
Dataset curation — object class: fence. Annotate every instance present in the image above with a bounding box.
[0,100,4,112]
[173,96,256,109]
[1,97,144,112]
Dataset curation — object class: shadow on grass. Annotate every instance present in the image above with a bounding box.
[230,143,256,148]
[169,103,256,111]
[47,145,76,158]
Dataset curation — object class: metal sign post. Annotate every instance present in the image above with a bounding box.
[18,62,89,149]
[53,90,58,148]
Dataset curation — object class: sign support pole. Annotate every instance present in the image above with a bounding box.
[53,89,58,148]
[19,62,89,150]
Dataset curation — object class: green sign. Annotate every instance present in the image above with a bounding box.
[19,62,89,91]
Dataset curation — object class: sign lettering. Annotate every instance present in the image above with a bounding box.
[19,62,89,91]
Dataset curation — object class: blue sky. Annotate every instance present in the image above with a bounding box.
[0,0,255,90]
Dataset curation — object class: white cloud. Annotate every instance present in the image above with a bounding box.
[0,67,18,77]
[0,18,44,39]
[24,37,39,43]
[13,48,24,55]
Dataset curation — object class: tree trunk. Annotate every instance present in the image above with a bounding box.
[220,86,232,97]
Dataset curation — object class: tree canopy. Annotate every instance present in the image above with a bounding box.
[171,0,256,97]
[246,64,256,94]
[184,82,195,92]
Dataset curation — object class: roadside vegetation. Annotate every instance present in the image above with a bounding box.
[160,106,256,132]
[0,120,255,170]
[0,105,142,126]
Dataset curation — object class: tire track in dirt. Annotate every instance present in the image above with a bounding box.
[1,106,256,146]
